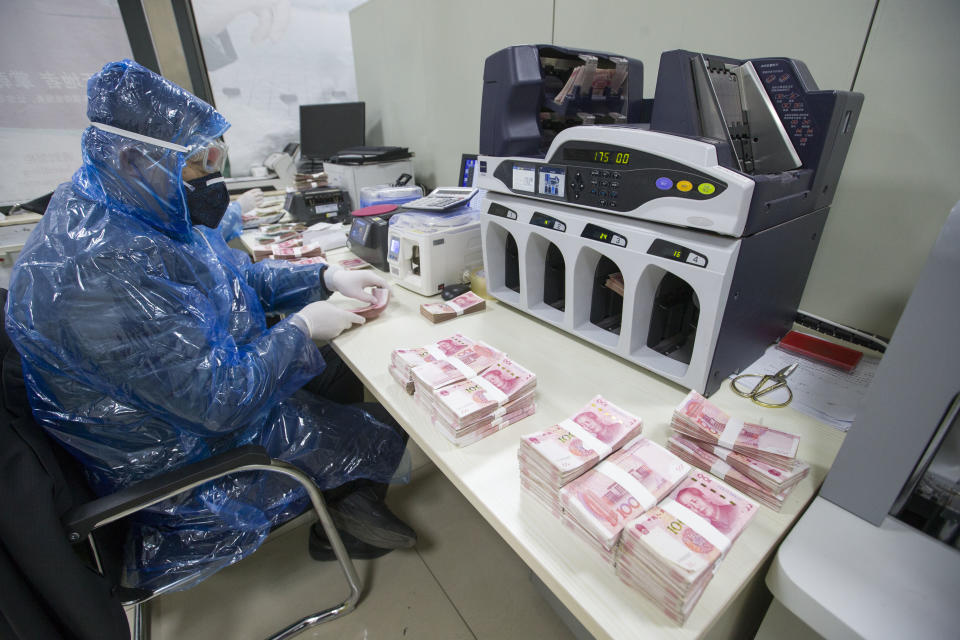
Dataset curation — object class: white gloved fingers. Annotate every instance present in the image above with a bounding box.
[294,301,365,341]
[324,267,388,303]
[356,270,388,289]
[237,188,265,213]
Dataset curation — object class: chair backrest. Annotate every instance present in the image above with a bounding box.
[0,287,130,640]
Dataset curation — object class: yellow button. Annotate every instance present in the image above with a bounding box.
[676,180,693,192]
[698,182,716,195]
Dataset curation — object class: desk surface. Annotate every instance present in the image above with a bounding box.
[323,247,847,640]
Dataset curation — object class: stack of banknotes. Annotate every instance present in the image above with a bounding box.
[388,334,475,394]
[518,396,644,514]
[669,391,808,510]
[616,472,758,623]
[666,434,809,511]
[420,291,486,323]
[421,354,537,446]
[558,437,691,564]
[389,335,537,445]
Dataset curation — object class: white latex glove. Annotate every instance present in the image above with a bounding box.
[323,266,389,304]
[292,301,365,341]
[237,188,264,213]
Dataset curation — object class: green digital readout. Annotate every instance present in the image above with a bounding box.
[563,148,631,165]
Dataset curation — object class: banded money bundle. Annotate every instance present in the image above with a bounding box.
[667,435,791,511]
[671,391,801,470]
[410,342,504,394]
[558,438,690,562]
[667,434,809,511]
[518,396,644,500]
[419,354,537,446]
[420,291,486,323]
[616,472,758,623]
[389,334,475,393]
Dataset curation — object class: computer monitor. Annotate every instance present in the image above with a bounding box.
[299,102,365,161]
[459,153,478,187]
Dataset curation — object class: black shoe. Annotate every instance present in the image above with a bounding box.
[327,487,417,550]
[309,525,393,561]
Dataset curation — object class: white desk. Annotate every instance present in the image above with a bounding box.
[324,249,847,640]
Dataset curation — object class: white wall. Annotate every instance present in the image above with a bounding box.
[350,0,554,187]
[350,0,960,337]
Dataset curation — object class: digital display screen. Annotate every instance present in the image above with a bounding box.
[563,147,632,166]
[538,167,565,197]
[581,223,627,248]
[388,237,400,260]
[349,218,367,243]
[512,165,536,192]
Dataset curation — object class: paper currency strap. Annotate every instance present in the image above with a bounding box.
[472,374,509,404]
[424,345,446,361]
[445,355,476,380]
[596,460,657,510]
[660,496,733,555]
[558,418,612,458]
[717,418,745,449]
[710,459,733,478]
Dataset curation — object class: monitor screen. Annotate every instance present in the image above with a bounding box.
[459,153,478,187]
[299,102,365,161]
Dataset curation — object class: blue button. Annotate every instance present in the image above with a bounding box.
[655,177,673,190]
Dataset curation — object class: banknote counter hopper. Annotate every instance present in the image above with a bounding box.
[477,46,863,395]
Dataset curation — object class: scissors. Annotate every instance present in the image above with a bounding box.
[730,362,798,408]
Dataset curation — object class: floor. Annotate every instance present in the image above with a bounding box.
[143,451,579,640]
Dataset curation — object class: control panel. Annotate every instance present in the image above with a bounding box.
[491,140,727,214]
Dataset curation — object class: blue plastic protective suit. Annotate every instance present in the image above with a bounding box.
[5,60,406,591]
[218,201,243,242]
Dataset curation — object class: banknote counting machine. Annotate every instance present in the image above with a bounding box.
[478,48,862,395]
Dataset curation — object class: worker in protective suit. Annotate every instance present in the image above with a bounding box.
[5,59,413,592]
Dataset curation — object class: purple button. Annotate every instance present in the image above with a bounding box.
[655,177,673,190]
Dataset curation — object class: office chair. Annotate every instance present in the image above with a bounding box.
[0,289,362,640]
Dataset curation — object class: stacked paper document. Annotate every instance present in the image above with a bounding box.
[671,391,802,470]
[616,472,758,623]
[558,437,690,563]
[518,395,644,508]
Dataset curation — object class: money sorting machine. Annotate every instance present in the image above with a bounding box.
[477,46,863,395]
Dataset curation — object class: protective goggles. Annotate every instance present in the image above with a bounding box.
[186,140,228,173]
[91,121,228,171]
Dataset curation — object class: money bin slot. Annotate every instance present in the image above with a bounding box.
[505,233,520,293]
[543,242,566,311]
[483,220,522,305]
[590,256,624,335]
[646,272,699,364]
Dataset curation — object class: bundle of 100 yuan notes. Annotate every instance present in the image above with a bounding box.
[389,335,537,446]
[669,391,809,510]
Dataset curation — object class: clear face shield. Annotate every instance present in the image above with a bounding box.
[90,122,231,228]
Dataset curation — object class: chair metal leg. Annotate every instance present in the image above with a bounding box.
[132,600,150,640]
[251,460,363,640]
[73,456,363,640]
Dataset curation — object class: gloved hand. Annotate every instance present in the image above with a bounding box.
[323,266,389,304]
[237,188,264,213]
[292,301,365,341]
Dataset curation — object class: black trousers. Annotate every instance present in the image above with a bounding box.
[303,345,408,503]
